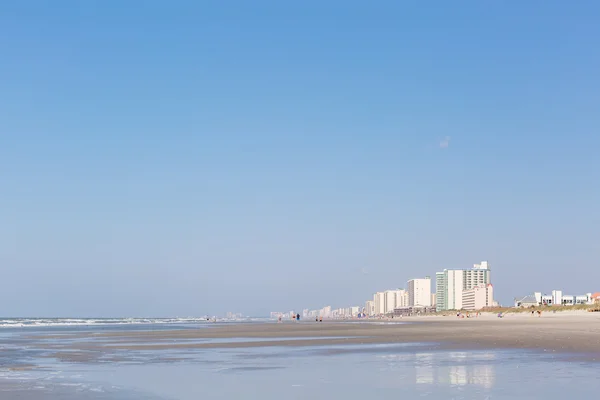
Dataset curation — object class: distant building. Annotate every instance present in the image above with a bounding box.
[373,292,386,315]
[431,293,437,307]
[436,261,492,311]
[365,300,375,316]
[462,284,494,310]
[515,291,594,307]
[537,291,593,306]
[592,293,600,304]
[408,278,432,307]
[514,294,538,308]
[395,289,409,308]
[372,289,408,315]
[385,290,397,313]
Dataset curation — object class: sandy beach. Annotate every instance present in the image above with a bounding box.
[26,311,600,361]
[3,313,600,399]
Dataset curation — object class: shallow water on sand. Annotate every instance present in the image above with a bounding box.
[1,325,599,399]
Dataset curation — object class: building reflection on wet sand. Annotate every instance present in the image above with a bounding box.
[380,351,496,389]
[416,352,495,389]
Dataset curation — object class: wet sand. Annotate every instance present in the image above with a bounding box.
[4,314,600,398]
[29,312,600,358]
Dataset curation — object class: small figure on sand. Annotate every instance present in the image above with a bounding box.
[296,313,300,321]
[537,310,542,317]
[278,315,282,323]
[319,316,323,322]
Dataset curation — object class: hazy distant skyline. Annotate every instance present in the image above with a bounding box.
[1,1,599,317]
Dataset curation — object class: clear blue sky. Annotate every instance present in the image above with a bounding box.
[1,1,599,317]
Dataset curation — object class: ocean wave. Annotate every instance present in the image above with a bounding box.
[0,318,215,328]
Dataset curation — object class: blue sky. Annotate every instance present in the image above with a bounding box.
[1,1,599,317]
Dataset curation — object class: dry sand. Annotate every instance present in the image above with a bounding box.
[32,311,600,358]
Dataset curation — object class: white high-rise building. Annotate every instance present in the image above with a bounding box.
[408,278,432,307]
[462,284,494,310]
[395,289,409,308]
[365,300,374,316]
[436,261,492,311]
[384,290,397,313]
[372,289,408,315]
[373,292,386,315]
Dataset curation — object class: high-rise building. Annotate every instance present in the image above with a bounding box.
[462,284,494,310]
[385,290,397,313]
[408,278,432,307]
[373,292,386,315]
[436,272,447,311]
[395,289,409,308]
[436,261,492,311]
[365,300,374,316]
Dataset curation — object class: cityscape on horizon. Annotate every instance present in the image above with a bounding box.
[271,261,599,320]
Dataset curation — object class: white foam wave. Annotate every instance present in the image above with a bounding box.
[0,317,216,328]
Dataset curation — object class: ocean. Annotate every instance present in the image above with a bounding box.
[0,318,598,399]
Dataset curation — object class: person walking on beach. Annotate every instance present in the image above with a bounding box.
[296,313,300,321]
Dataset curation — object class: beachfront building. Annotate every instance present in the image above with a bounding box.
[514,295,538,308]
[408,278,432,307]
[592,293,600,303]
[436,261,492,311]
[431,293,436,307]
[536,291,593,306]
[462,284,494,310]
[374,292,386,315]
[436,269,465,311]
[435,272,447,311]
[365,300,375,316]
[372,289,408,315]
[514,291,594,307]
[396,289,409,308]
[385,290,397,313]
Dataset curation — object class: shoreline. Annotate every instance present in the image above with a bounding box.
[19,311,600,360]
[2,314,600,398]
